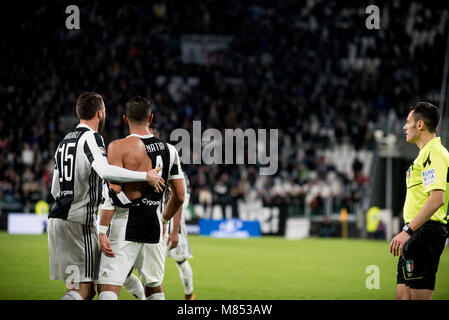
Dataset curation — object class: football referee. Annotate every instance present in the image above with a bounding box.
[390,102,449,300]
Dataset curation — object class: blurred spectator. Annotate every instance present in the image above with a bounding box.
[319,216,336,238]
[22,144,34,166]
[0,0,447,214]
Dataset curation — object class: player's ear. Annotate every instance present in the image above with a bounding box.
[123,114,129,125]
[97,108,104,120]
[148,113,154,125]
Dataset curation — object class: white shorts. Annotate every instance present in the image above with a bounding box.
[165,224,193,262]
[48,218,99,283]
[96,240,166,288]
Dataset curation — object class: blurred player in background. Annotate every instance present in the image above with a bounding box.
[48,92,165,300]
[96,96,185,300]
[390,102,449,300]
[151,125,195,300]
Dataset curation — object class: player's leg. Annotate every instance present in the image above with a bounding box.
[136,242,166,300]
[407,225,446,300]
[175,259,195,300]
[395,255,410,300]
[145,285,165,300]
[97,284,121,300]
[395,284,411,300]
[123,268,146,300]
[61,291,83,300]
[409,289,433,300]
[48,219,73,299]
[170,231,195,300]
[50,219,98,300]
[61,281,96,300]
[96,240,139,300]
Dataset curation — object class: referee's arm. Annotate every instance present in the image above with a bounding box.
[408,190,445,231]
[410,148,449,230]
[390,190,444,256]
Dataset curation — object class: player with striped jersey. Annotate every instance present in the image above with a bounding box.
[48,92,165,300]
[150,125,195,300]
[96,96,185,300]
[160,169,195,300]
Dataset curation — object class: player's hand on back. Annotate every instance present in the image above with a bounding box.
[146,166,165,193]
[99,234,115,258]
[110,183,122,194]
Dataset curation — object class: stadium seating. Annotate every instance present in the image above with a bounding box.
[0,0,447,222]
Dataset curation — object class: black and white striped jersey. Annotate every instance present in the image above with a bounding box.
[49,124,149,226]
[158,170,190,234]
[158,170,190,214]
[102,134,184,243]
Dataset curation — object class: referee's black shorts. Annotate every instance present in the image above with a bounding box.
[397,220,448,290]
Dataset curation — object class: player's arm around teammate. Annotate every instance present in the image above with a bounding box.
[88,136,165,192]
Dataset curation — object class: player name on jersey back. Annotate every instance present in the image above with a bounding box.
[105,134,183,243]
[49,125,104,226]
[145,142,166,153]
[63,130,84,140]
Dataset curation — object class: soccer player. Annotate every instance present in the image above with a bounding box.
[48,92,165,300]
[96,96,185,300]
[151,124,195,300]
[390,102,449,300]
[121,126,195,301]
[161,170,195,300]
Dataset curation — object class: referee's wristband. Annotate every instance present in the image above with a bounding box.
[162,217,169,225]
[99,225,109,235]
[402,224,415,236]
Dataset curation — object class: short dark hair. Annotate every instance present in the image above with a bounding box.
[150,122,160,138]
[76,92,104,120]
[125,96,152,124]
[410,102,440,133]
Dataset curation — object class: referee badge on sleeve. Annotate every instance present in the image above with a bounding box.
[422,168,435,187]
[406,260,414,273]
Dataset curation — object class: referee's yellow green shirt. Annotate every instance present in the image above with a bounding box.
[403,137,449,225]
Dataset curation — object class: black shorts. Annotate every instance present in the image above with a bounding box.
[397,221,447,290]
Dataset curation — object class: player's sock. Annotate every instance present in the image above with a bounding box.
[146,292,165,300]
[176,260,194,296]
[61,291,83,300]
[185,293,195,300]
[123,273,146,300]
[98,291,118,300]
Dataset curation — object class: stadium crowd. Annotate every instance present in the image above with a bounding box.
[0,0,447,216]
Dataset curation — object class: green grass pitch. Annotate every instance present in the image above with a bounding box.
[0,232,448,300]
